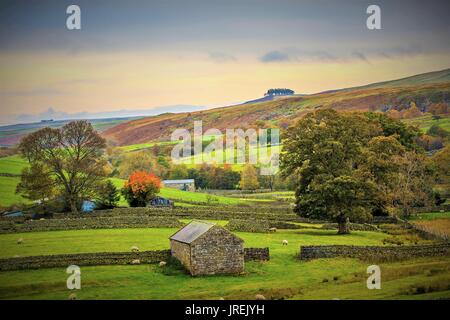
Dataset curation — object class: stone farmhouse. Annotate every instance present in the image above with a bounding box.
[169,221,245,276]
[162,179,195,191]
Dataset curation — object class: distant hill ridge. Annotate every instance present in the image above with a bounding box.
[103,68,450,146]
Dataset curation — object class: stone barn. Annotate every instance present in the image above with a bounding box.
[162,179,195,191]
[169,221,244,276]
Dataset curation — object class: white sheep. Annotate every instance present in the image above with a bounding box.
[68,293,77,300]
[131,259,141,265]
[130,246,140,252]
[282,239,288,246]
[269,227,277,233]
[17,238,23,244]
[159,261,167,267]
[255,294,266,300]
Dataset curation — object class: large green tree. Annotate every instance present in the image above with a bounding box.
[18,121,107,214]
[240,164,260,191]
[281,109,380,233]
[281,109,433,233]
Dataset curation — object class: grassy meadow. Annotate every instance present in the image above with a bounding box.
[0,222,448,300]
[0,156,257,207]
[402,114,450,132]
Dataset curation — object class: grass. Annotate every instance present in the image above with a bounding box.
[0,225,390,259]
[0,176,28,207]
[402,114,450,132]
[119,135,216,153]
[118,140,178,152]
[0,155,28,175]
[410,211,450,221]
[0,225,448,300]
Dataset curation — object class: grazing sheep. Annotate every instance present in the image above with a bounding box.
[269,227,277,233]
[17,238,23,244]
[255,294,266,300]
[39,218,45,221]
[68,293,77,300]
[130,246,140,252]
[131,259,141,265]
[282,239,288,246]
[159,261,167,267]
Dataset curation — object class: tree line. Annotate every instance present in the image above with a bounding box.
[280,109,448,234]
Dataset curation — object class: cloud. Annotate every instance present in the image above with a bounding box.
[208,52,237,63]
[0,88,63,97]
[352,52,371,64]
[259,49,341,63]
[259,51,290,63]
[375,45,424,59]
[258,46,431,65]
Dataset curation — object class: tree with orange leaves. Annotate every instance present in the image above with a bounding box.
[122,171,161,207]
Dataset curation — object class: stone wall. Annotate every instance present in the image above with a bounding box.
[321,223,380,232]
[0,216,184,233]
[299,244,450,262]
[268,221,303,230]
[0,250,171,271]
[0,247,269,272]
[226,219,270,233]
[61,207,323,223]
[244,247,270,261]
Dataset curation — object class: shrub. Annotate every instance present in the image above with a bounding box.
[122,171,161,207]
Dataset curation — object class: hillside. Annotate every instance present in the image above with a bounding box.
[0,117,140,147]
[104,69,450,146]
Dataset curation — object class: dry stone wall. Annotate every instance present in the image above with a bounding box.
[0,250,171,271]
[0,247,269,271]
[226,219,270,233]
[299,244,450,262]
[244,248,269,261]
[0,216,183,233]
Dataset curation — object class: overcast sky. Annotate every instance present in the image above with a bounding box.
[0,0,449,124]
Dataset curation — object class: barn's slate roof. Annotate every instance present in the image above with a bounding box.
[170,221,215,244]
[163,179,195,184]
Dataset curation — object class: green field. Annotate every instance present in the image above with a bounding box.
[402,114,450,132]
[0,155,27,175]
[0,177,253,208]
[0,176,28,206]
[0,176,253,208]
[0,224,448,300]
[409,211,450,221]
[0,157,254,207]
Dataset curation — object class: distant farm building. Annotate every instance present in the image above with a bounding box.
[264,88,295,96]
[162,179,195,191]
[148,196,173,207]
[169,221,245,276]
